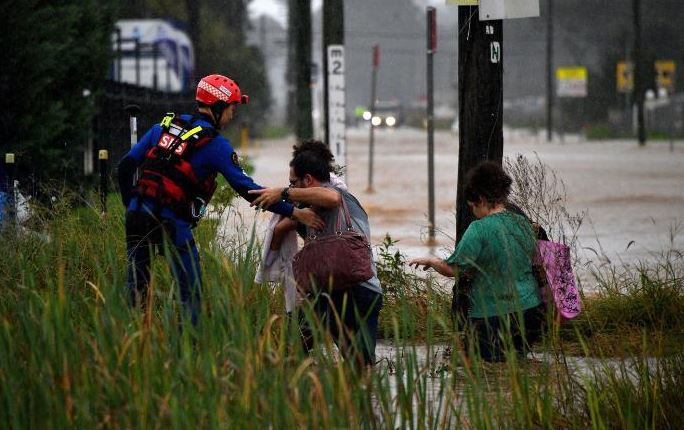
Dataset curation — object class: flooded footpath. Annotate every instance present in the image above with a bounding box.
[371,340,662,427]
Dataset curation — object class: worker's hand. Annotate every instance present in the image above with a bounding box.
[248,187,284,209]
[408,257,437,271]
[292,207,325,231]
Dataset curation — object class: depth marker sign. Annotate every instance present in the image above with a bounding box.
[327,45,346,174]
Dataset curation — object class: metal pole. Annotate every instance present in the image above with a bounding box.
[546,0,554,142]
[367,44,378,193]
[633,0,646,145]
[125,104,141,186]
[99,150,108,213]
[125,104,141,148]
[559,98,565,143]
[426,7,436,242]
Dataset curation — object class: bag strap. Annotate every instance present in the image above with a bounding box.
[307,189,354,240]
[334,193,354,233]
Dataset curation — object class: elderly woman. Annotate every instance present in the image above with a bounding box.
[410,161,544,361]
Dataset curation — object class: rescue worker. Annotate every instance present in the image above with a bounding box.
[117,74,323,326]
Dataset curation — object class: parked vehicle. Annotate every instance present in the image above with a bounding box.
[364,100,404,128]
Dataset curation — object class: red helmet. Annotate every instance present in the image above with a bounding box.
[196,74,249,106]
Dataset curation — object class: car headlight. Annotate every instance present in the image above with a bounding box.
[362,111,372,121]
[385,116,396,127]
[371,116,382,126]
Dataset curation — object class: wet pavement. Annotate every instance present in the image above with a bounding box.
[227,127,684,288]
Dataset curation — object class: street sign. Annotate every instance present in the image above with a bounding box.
[445,0,539,20]
[428,7,437,53]
[617,61,633,93]
[372,44,380,70]
[446,0,478,5]
[480,0,539,20]
[556,66,588,98]
[327,45,346,174]
[655,60,676,91]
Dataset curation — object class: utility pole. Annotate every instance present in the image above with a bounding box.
[456,6,504,240]
[291,0,313,140]
[286,0,297,127]
[546,0,554,142]
[426,7,437,243]
[633,0,646,146]
[367,44,379,193]
[323,0,346,172]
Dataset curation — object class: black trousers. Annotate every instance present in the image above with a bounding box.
[466,304,545,362]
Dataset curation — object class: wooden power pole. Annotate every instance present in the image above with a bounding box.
[323,0,346,172]
[546,0,554,142]
[323,0,344,144]
[289,0,313,140]
[456,6,504,240]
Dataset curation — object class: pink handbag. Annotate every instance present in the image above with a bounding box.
[292,198,374,293]
[536,240,582,319]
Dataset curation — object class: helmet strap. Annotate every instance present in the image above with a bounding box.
[210,103,229,130]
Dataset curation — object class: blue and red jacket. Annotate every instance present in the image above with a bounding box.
[118,113,293,223]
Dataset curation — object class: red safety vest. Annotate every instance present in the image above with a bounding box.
[135,113,218,221]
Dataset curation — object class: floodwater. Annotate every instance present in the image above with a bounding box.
[224,128,678,424]
[233,126,683,278]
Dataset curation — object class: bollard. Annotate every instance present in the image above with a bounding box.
[99,150,109,214]
[240,122,250,155]
[4,153,15,227]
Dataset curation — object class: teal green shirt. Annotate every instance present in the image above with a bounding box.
[445,211,541,318]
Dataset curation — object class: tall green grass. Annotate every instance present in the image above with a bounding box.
[1,194,682,429]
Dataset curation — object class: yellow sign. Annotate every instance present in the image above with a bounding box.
[556,67,588,81]
[446,0,478,5]
[617,61,633,93]
[655,60,675,90]
[556,66,588,97]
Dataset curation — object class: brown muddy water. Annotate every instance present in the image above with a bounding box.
[218,128,677,424]
[224,127,684,290]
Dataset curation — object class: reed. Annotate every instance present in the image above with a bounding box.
[0,193,682,429]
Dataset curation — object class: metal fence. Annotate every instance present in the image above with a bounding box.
[92,80,195,184]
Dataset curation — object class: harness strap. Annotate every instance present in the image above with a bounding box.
[181,126,204,141]
[160,112,175,128]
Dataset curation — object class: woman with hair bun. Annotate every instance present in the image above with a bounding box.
[410,161,544,362]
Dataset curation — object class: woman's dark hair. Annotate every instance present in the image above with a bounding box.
[464,161,512,206]
[290,140,334,182]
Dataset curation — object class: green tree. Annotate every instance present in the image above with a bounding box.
[194,1,271,134]
[0,0,113,192]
